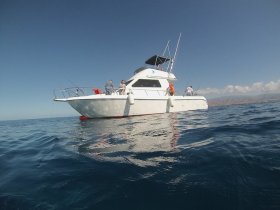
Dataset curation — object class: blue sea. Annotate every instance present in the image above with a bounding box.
[1,102,280,210]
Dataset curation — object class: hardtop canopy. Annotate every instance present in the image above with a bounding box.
[145,55,170,66]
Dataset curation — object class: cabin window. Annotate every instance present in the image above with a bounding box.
[125,80,133,86]
[132,79,161,87]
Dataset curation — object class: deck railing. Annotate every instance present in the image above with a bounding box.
[53,87,94,99]
[53,87,200,99]
[53,87,126,99]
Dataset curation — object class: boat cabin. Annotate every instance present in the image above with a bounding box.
[123,55,176,97]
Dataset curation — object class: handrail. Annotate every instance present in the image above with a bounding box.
[53,86,127,99]
[53,87,94,99]
[53,86,201,100]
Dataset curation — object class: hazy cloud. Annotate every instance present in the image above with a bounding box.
[198,79,280,96]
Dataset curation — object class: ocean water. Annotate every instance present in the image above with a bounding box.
[0,102,280,210]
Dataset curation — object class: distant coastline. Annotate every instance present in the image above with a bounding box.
[207,93,280,107]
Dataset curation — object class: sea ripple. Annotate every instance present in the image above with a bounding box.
[0,102,280,209]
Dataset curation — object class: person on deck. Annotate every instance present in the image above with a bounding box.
[105,80,114,95]
[168,82,175,96]
[186,86,194,96]
[119,80,126,95]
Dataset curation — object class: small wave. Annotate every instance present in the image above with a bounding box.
[248,116,275,122]
[177,139,214,150]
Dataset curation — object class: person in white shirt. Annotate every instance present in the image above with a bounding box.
[119,80,126,95]
[186,86,194,96]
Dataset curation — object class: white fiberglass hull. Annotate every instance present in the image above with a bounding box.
[59,95,208,118]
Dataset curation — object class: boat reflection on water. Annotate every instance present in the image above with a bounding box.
[72,111,211,166]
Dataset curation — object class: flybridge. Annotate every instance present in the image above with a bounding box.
[145,55,171,66]
[144,33,182,73]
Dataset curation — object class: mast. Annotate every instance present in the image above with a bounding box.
[169,33,182,73]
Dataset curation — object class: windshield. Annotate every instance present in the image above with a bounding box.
[125,80,133,86]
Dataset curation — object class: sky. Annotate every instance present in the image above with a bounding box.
[0,0,280,120]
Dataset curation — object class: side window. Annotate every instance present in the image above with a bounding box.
[132,79,161,87]
[125,80,133,86]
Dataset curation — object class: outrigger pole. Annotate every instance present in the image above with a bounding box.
[169,33,182,73]
[162,40,171,71]
[162,40,170,57]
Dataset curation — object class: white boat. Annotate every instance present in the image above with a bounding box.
[54,36,208,118]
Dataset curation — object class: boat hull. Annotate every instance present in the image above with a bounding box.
[66,95,208,118]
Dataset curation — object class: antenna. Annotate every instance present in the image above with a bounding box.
[169,33,182,73]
